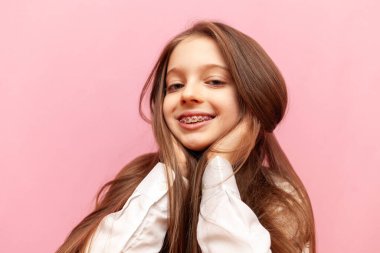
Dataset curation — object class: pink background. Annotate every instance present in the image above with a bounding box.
[1,0,379,252]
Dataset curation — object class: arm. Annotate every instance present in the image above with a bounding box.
[85,162,171,253]
[197,156,272,253]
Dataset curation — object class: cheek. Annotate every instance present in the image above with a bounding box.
[228,93,241,115]
[162,99,170,120]
[218,93,240,115]
[231,101,241,116]
[220,97,241,127]
[162,98,175,129]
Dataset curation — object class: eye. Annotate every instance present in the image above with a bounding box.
[206,79,225,86]
[166,83,184,93]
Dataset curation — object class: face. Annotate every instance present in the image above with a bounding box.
[163,35,240,151]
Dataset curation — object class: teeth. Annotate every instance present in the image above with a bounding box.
[180,115,212,124]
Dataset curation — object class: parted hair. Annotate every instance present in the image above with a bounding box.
[56,21,316,253]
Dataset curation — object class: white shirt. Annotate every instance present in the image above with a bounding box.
[85,156,309,253]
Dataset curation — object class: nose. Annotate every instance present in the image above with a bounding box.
[181,82,203,105]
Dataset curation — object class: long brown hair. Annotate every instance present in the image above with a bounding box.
[56,21,316,253]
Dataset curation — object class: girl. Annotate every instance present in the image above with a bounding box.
[57,21,316,253]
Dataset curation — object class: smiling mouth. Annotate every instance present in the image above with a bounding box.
[179,115,215,124]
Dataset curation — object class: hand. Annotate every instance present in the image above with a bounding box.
[198,152,271,253]
[207,116,253,164]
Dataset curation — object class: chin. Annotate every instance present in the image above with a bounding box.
[183,142,210,152]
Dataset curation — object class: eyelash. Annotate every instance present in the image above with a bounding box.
[166,83,184,93]
[166,79,225,93]
[207,79,225,86]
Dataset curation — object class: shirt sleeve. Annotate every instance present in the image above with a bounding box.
[197,156,272,253]
[85,162,171,253]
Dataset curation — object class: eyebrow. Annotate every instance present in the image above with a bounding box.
[166,64,230,76]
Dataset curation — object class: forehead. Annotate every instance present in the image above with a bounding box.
[167,35,227,71]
